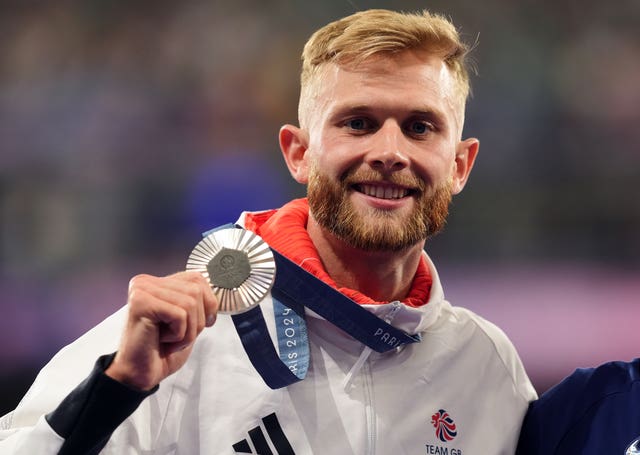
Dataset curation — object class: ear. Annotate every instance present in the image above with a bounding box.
[279,124,310,184]
[450,137,479,195]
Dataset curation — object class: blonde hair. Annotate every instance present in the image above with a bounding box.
[299,9,472,127]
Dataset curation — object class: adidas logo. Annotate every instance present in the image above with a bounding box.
[233,413,295,454]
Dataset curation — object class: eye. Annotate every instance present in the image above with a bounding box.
[345,118,372,131]
[405,120,434,136]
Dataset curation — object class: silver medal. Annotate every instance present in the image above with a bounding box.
[186,228,276,314]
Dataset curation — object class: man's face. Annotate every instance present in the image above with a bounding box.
[299,51,474,252]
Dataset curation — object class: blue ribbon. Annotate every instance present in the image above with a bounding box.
[203,226,421,389]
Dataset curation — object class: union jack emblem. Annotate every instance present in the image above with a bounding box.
[431,409,457,442]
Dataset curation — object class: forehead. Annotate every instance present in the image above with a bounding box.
[313,51,461,119]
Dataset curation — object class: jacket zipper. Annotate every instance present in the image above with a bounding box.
[363,359,376,455]
[365,301,402,454]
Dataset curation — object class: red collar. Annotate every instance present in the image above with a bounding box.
[243,198,431,307]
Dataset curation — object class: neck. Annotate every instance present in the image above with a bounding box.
[307,217,425,302]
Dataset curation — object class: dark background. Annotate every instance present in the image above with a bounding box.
[1,0,639,415]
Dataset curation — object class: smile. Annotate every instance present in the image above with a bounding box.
[354,184,412,200]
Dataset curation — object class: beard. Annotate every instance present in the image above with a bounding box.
[307,166,453,252]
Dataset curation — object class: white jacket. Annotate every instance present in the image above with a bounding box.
[0,246,536,454]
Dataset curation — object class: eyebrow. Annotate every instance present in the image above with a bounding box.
[328,103,448,125]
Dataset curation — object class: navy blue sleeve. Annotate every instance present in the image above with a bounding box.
[45,353,158,455]
[516,369,590,455]
[516,359,640,455]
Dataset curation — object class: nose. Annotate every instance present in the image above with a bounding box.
[365,121,410,172]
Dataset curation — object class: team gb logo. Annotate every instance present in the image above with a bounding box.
[431,409,457,442]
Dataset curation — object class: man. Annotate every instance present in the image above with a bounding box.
[0,9,536,454]
[516,358,640,454]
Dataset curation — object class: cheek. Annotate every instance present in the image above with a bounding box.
[412,149,455,182]
[310,137,360,176]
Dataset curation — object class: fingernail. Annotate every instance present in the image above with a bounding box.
[206,314,216,327]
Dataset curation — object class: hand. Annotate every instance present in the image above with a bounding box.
[106,272,218,391]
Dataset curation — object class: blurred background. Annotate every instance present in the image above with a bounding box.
[1,0,639,415]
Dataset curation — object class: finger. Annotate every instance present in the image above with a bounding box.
[131,273,208,333]
[130,272,203,294]
[170,278,206,335]
[134,281,202,323]
[128,288,188,344]
[162,295,197,347]
[168,271,218,327]
[204,286,218,327]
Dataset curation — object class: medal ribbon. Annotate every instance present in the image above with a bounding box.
[203,226,421,389]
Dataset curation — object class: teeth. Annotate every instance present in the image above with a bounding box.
[360,184,408,199]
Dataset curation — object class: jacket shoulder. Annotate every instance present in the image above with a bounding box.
[442,305,537,402]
